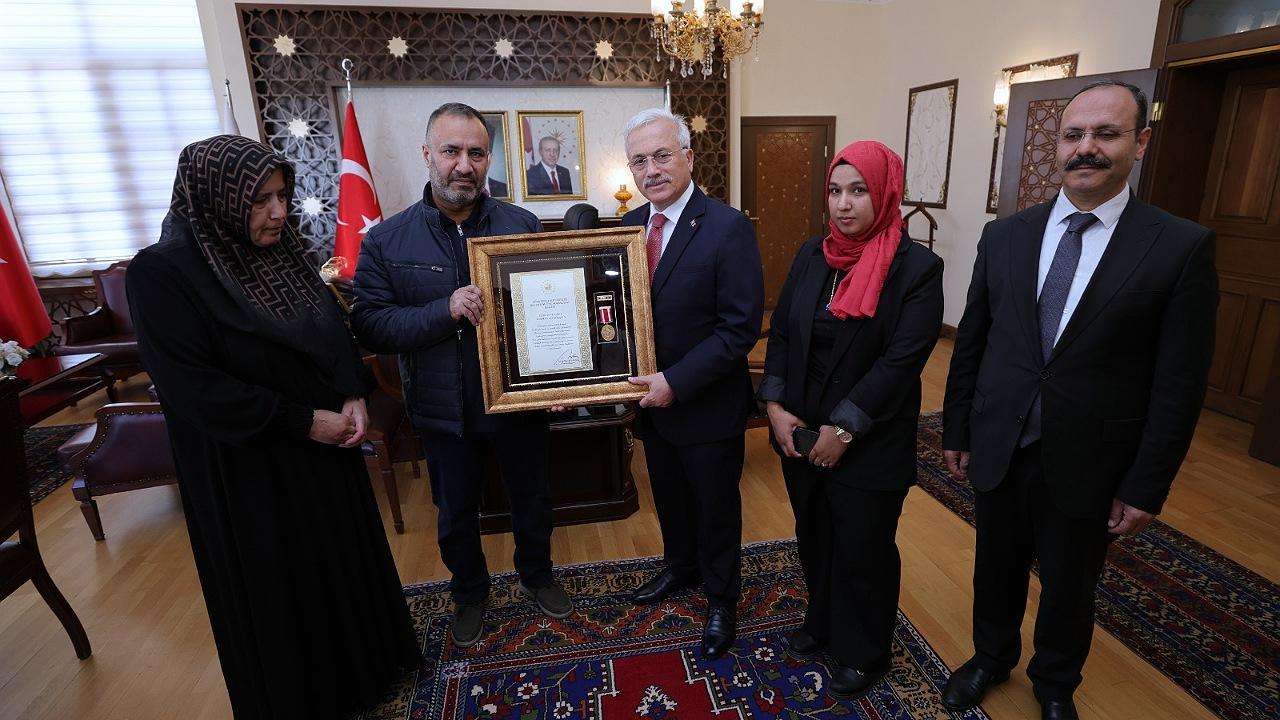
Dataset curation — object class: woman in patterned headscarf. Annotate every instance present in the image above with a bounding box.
[757,141,944,701]
[127,135,420,719]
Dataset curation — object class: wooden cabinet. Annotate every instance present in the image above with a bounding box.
[478,404,638,533]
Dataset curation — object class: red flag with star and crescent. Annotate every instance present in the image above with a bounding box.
[334,101,382,279]
[0,203,51,347]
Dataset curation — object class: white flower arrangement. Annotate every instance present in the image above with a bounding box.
[1,340,31,376]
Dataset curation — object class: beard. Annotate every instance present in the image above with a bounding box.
[432,169,485,207]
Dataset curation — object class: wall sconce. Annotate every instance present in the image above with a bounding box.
[992,71,1011,128]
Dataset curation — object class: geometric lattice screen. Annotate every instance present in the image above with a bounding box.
[239,6,730,264]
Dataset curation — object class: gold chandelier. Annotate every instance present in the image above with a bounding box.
[650,0,765,79]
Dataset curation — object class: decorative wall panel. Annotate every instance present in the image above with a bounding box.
[1015,99,1066,212]
[238,5,729,264]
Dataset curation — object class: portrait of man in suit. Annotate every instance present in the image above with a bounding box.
[620,108,764,663]
[525,136,574,196]
[481,113,510,200]
[940,80,1218,720]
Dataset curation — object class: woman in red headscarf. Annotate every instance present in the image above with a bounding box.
[758,140,944,700]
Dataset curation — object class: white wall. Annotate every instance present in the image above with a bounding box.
[735,0,1161,325]
[198,0,1164,325]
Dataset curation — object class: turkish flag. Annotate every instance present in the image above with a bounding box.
[334,101,382,279]
[0,204,51,347]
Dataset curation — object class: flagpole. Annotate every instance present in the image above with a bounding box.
[222,79,241,136]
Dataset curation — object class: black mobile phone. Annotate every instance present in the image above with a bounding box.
[792,426,820,456]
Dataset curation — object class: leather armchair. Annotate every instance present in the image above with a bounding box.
[56,261,143,402]
[59,401,177,541]
[362,354,422,534]
[1,379,92,658]
[562,203,600,230]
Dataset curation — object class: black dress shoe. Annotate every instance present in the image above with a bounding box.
[828,659,890,701]
[700,605,736,660]
[633,570,696,604]
[785,628,823,661]
[1040,698,1079,720]
[940,657,1010,710]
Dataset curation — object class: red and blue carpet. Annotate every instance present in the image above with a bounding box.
[24,423,88,504]
[915,411,1280,719]
[364,540,988,719]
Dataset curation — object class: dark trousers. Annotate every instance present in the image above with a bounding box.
[419,419,553,605]
[783,458,907,670]
[641,412,744,608]
[971,441,1113,701]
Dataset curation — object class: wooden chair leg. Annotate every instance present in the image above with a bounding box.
[78,498,105,541]
[379,455,404,534]
[29,558,92,659]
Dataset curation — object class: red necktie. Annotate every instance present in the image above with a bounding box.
[550,169,559,193]
[646,213,667,283]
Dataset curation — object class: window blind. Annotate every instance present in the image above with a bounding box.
[0,0,220,277]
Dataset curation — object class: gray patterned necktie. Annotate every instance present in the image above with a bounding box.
[1020,211,1099,446]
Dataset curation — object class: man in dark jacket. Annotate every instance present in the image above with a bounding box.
[351,102,573,650]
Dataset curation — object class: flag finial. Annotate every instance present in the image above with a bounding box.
[341,58,354,105]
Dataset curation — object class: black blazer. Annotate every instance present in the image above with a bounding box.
[621,186,764,445]
[943,195,1218,518]
[760,231,944,490]
[526,164,573,195]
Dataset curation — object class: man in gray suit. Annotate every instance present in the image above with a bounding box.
[941,80,1218,720]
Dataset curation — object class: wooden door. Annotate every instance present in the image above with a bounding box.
[1199,64,1280,423]
[741,117,835,308]
[997,69,1157,218]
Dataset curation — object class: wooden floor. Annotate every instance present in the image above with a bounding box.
[2,337,1277,719]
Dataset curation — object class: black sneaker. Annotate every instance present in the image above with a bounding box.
[518,580,574,619]
[451,602,484,648]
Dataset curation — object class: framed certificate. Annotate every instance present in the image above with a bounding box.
[468,227,656,412]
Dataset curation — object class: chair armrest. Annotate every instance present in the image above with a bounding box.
[59,308,113,345]
[73,402,176,487]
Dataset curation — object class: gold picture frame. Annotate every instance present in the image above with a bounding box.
[480,111,513,201]
[517,110,588,201]
[468,227,656,413]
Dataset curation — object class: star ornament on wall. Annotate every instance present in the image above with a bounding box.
[287,118,310,138]
[388,37,408,57]
[595,40,614,60]
[300,196,323,216]
[273,35,296,56]
[691,116,709,134]
[494,39,515,59]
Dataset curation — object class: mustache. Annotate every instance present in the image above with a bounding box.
[449,171,478,183]
[643,175,671,189]
[1065,155,1112,171]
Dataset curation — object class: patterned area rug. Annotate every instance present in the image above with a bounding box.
[915,411,1280,719]
[363,540,989,720]
[24,423,88,504]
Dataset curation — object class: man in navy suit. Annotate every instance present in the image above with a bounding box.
[941,81,1217,720]
[525,137,574,195]
[621,108,764,661]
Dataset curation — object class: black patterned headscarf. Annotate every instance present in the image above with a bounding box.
[161,135,365,398]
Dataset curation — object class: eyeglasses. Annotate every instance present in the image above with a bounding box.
[1053,128,1138,145]
[628,149,684,171]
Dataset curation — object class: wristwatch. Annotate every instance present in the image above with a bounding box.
[832,425,854,443]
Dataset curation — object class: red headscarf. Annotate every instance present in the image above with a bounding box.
[822,140,904,319]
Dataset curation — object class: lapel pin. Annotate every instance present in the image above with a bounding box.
[690,219,698,229]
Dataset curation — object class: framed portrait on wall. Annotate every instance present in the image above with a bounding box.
[903,79,959,209]
[517,111,587,202]
[480,112,513,202]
